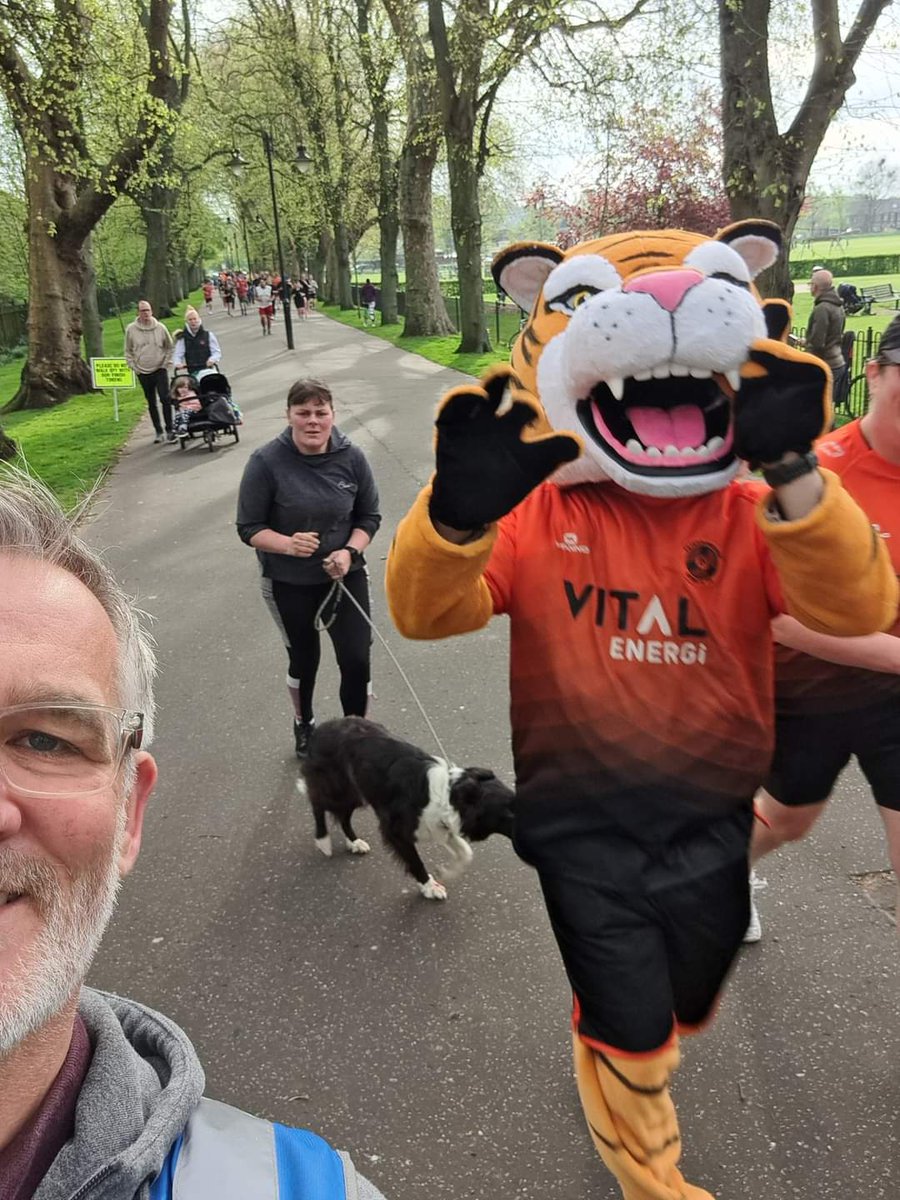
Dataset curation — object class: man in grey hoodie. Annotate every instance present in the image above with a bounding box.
[0,468,388,1200]
[806,268,847,403]
[124,301,175,444]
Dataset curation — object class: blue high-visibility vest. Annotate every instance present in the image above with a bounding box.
[149,1098,353,1199]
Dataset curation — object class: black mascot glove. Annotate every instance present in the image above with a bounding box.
[429,366,581,531]
[733,338,832,469]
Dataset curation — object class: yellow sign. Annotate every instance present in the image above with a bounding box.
[91,358,135,389]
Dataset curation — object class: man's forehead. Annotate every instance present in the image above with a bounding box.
[0,555,119,705]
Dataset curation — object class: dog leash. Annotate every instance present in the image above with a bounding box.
[314,579,451,762]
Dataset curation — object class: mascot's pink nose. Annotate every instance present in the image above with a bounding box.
[623,269,704,312]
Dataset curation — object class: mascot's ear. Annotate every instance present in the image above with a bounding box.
[493,243,564,312]
[762,298,792,342]
[716,220,782,279]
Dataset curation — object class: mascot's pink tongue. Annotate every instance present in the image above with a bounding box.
[626,405,705,450]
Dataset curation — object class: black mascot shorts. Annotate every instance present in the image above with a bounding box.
[537,809,753,1054]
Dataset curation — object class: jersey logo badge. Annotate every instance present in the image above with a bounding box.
[556,531,590,554]
[685,541,721,583]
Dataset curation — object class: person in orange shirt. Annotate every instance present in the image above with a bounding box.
[387,225,897,1200]
[749,315,900,937]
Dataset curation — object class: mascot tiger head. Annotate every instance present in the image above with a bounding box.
[493,220,788,498]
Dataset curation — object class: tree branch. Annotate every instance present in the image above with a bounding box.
[68,0,174,237]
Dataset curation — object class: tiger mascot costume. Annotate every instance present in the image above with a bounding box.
[386,221,897,1200]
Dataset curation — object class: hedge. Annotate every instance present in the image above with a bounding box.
[789,254,900,278]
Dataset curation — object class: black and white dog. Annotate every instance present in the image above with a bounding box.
[297,717,514,899]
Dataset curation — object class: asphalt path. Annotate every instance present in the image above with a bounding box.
[86,301,899,1200]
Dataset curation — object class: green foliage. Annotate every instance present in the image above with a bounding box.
[319,302,507,378]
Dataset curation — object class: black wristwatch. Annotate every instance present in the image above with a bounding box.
[762,451,819,488]
[342,545,362,565]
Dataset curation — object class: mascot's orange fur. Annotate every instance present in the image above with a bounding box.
[387,222,896,1199]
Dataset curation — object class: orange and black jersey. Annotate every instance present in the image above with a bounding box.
[775,420,900,716]
[480,482,782,851]
[388,470,896,870]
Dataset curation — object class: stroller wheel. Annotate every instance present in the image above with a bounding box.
[205,429,215,452]
[178,436,186,450]
[233,426,240,444]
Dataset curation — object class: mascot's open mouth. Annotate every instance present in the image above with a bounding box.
[576,371,735,475]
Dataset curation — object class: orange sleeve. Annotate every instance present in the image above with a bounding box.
[756,468,898,636]
[386,485,499,639]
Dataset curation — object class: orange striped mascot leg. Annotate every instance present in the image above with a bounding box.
[573,1032,714,1200]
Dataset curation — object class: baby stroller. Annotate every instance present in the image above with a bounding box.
[837,282,866,316]
[175,369,241,452]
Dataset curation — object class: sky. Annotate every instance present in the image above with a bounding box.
[191,0,900,200]
[494,3,900,199]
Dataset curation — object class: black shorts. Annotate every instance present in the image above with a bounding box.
[766,693,900,812]
[537,810,752,1054]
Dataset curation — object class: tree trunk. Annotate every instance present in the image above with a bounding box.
[1,0,176,409]
[334,222,353,309]
[81,232,104,360]
[728,183,804,300]
[4,167,94,412]
[400,137,455,337]
[355,0,399,325]
[719,0,891,300]
[140,195,174,316]
[312,231,328,297]
[379,203,400,325]
[322,231,338,305]
[0,425,17,460]
[446,124,490,352]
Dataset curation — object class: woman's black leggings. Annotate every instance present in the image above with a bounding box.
[269,571,371,722]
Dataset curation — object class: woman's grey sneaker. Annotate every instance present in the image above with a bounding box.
[294,719,316,758]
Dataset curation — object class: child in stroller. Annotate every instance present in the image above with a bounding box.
[170,376,203,438]
[170,369,241,450]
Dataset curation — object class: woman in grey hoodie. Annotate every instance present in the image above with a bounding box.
[237,379,382,758]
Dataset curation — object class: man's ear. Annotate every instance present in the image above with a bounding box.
[118,752,157,877]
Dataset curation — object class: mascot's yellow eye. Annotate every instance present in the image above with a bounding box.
[548,285,600,315]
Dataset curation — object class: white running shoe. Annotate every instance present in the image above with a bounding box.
[743,870,767,943]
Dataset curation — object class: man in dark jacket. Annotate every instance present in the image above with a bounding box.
[806,268,847,401]
[0,468,388,1200]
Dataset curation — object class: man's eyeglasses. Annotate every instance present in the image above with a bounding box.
[0,704,143,797]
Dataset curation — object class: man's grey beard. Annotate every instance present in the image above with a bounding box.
[0,810,125,1056]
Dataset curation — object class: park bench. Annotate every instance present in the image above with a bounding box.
[858,283,900,315]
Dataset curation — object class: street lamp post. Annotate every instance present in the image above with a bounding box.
[239,209,252,275]
[229,139,314,354]
[261,132,294,350]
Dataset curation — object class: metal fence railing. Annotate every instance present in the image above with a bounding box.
[792,325,879,420]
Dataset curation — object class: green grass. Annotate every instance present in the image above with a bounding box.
[0,294,201,507]
[788,274,899,334]
[791,232,900,259]
[320,303,510,378]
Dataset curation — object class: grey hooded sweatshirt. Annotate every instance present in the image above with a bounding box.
[236,427,381,586]
[33,989,386,1200]
[805,288,846,373]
